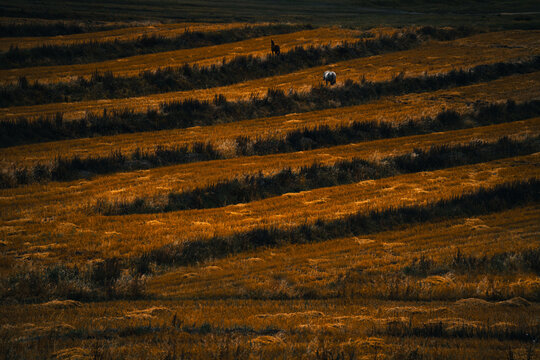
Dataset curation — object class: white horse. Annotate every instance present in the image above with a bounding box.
[323,71,336,86]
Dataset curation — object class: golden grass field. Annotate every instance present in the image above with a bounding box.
[0,20,539,359]
[0,21,261,51]
[2,71,540,167]
[2,30,540,120]
[0,27,363,84]
[2,152,539,264]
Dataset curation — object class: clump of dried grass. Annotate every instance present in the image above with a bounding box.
[251,335,284,347]
[254,310,324,319]
[454,296,531,308]
[349,336,385,350]
[39,299,82,308]
[53,347,91,360]
[123,306,171,320]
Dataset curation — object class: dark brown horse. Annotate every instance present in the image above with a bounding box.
[271,39,280,56]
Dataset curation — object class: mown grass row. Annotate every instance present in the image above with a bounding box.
[1,23,313,69]
[0,142,223,188]
[403,248,540,277]
[144,179,540,268]
[339,247,540,302]
[95,135,540,214]
[0,257,146,303]
[236,99,540,155]
[2,55,538,147]
[377,317,539,342]
[0,21,119,37]
[0,26,474,107]
[2,99,538,188]
[1,179,538,303]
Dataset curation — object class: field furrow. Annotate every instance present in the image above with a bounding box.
[2,29,538,119]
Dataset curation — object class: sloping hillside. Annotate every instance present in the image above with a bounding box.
[0,22,538,359]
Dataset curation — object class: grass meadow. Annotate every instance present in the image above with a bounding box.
[0,7,539,359]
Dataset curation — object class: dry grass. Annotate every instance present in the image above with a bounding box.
[2,71,540,167]
[2,117,539,205]
[148,204,540,300]
[1,23,539,359]
[1,153,538,264]
[2,30,540,119]
[0,21,265,51]
[0,27,362,84]
[1,289,537,358]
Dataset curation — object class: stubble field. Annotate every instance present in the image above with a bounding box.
[0,18,539,360]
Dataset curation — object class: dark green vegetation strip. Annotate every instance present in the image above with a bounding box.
[0,26,472,107]
[0,255,147,303]
[145,179,540,267]
[377,316,539,341]
[337,246,540,302]
[0,21,119,37]
[402,248,540,277]
[0,56,540,147]
[1,54,536,148]
[1,24,313,69]
[2,99,539,188]
[95,136,540,214]
[13,323,280,344]
[1,179,538,304]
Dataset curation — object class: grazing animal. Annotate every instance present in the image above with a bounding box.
[323,71,336,86]
[271,39,280,56]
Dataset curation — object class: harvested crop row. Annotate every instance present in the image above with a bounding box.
[1,154,538,263]
[1,31,420,107]
[2,71,539,166]
[93,136,540,214]
[0,22,269,51]
[2,117,539,216]
[4,101,538,188]
[2,29,538,120]
[149,204,540,300]
[126,178,540,272]
[1,24,313,69]
[0,27,362,84]
[4,181,539,304]
[3,57,540,149]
